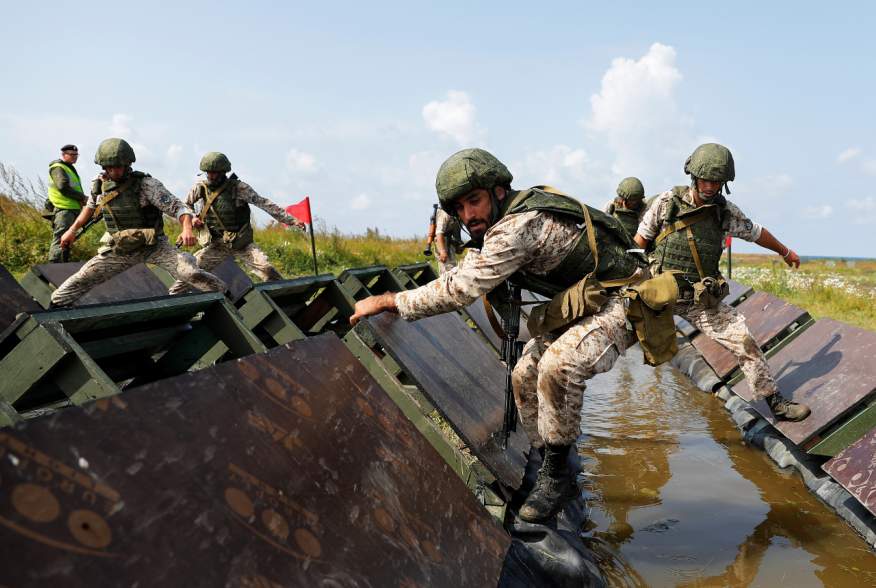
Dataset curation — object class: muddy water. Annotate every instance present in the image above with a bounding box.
[577,346,876,587]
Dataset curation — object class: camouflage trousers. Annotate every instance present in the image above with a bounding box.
[677,299,778,399]
[50,237,226,307]
[512,296,631,447]
[48,209,78,263]
[167,241,282,295]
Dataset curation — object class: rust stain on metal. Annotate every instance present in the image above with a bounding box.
[823,427,876,517]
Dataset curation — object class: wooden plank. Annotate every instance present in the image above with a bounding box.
[0,335,510,586]
[0,265,40,331]
[0,326,69,405]
[808,400,876,456]
[47,324,120,404]
[823,427,876,517]
[203,300,267,358]
[30,262,168,306]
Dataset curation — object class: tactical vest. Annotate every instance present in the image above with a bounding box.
[651,186,726,284]
[96,172,164,236]
[199,176,251,236]
[607,202,642,239]
[498,187,644,298]
[47,161,84,210]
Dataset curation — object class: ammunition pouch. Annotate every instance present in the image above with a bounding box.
[692,276,729,309]
[109,228,157,254]
[215,223,253,250]
[624,271,679,366]
[527,274,609,337]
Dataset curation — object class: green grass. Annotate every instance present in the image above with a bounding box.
[0,194,433,278]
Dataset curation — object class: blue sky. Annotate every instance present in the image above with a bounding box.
[1,1,873,256]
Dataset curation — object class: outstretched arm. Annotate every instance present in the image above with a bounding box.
[350,292,398,326]
[237,182,306,230]
[755,227,800,268]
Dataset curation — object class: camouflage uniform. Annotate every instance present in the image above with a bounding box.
[434,208,463,274]
[167,181,298,294]
[51,176,226,307]
[638,187,777,399]
[396,209,634,448]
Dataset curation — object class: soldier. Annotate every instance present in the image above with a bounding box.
[350,148,648,523]
[46,144,86,262]
[167,152,305,294]
[434,207,464,274]
[634,143,810,421]
[604,177,648,240]
[51,138,226,307]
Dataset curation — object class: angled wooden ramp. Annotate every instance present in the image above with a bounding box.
[0,335,508,587]
[20,262,167,308]
[0,265,40,333]
[823,426,876,517]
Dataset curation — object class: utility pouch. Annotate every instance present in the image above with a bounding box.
[692,276,729,309]
[527,273,608,337]
[624,271,679,366]
[222,223,253,250]
[111,228,157,254]
[197,228,212,247]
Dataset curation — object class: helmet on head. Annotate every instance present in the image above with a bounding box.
[616,177,645,201]
[199,152,232,173]
[95,138,136,167]
[435,148,513,214]
[684,143,735,182]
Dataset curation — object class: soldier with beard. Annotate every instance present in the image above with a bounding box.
[350,148,649,522]
[167,152,305,294]
[634,143,810,421]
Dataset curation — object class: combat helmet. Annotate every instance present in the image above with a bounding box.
[199,152,232,173]
[94,138,136,167]
[616,177,645,202]
[684,143,735,183]
[435,148,513,214]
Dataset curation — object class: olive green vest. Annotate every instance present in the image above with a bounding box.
[47,161,84,210]
[607,202,642,239]
[651,186,726,284]
[96,172,164,236]
[199,177,251,236]
[498,187,644,298]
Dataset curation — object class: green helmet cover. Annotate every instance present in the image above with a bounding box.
[94,138,136,167]
[435,148,513,213]
[200,151,232,172]
[616,177,645,201]
[684,143,735,182]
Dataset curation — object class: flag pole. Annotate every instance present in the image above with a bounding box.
[307,197,318,275]
[727,236,733,279]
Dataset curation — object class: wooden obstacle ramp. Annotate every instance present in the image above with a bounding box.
[691,291,811,380]
[732,319,876,453]
[359,313,529,490]
[822,426,876,518]
[0,293,264,423]
[154,257,255,303]
[338,265,407,299]
[0,334,508,587]
[394,262,439,288]
[20,262,167,308]
[0,265,40,333]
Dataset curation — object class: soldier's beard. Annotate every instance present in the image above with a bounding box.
[465,218,490,239]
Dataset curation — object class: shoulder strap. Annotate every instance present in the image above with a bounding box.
[685,226,706,279]
[94,189,120,218]
[199,181,232,225]
[653,206,715,245]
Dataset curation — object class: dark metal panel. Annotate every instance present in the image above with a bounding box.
[365,313,529,489]
[733,319,876,445]
[0,334,509,586]
[0,265,40,332]
[725,279,753,306]
[210,257,254,302]
[32,262,168,306]
[691,292,809,379]
[465,298,502,350]
[823,426,876,517]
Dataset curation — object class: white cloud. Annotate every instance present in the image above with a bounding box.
[585,43,693,181]
[802,204,833,219]
[837,147,861,164]
[109,113,132,136]
[351,193,371,210]
[846,196,876,224]
[166,144,183,163]
[286,149,318,173]
[516,145,591,188]
[422,90,481,144]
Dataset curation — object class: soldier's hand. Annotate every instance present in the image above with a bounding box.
[60,229,76,249]
[349,293,397,326]
[437,251,448,263]
[782,248,800,268]
[192,217,204,229]
[180,226,197,247]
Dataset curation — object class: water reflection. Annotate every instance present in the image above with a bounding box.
[578,346,876,587]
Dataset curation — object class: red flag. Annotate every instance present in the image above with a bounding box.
[286,196,312,225]
[725,235,732,248]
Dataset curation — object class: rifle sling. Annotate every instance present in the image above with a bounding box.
[653,206,714,246]
[199,182,233,229]
[481,295,506,341]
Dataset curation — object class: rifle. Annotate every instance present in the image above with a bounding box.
[500,284,522,448]
[423,203,438,256]
[74,212,103,241]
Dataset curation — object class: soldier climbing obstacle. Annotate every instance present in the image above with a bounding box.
[51,138,226,308]
[634,143,810,421]
[604,177,649,240]
[350,148,649,523]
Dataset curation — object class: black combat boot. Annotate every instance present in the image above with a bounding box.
[766,393,811,422]
[519,443,578,523]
